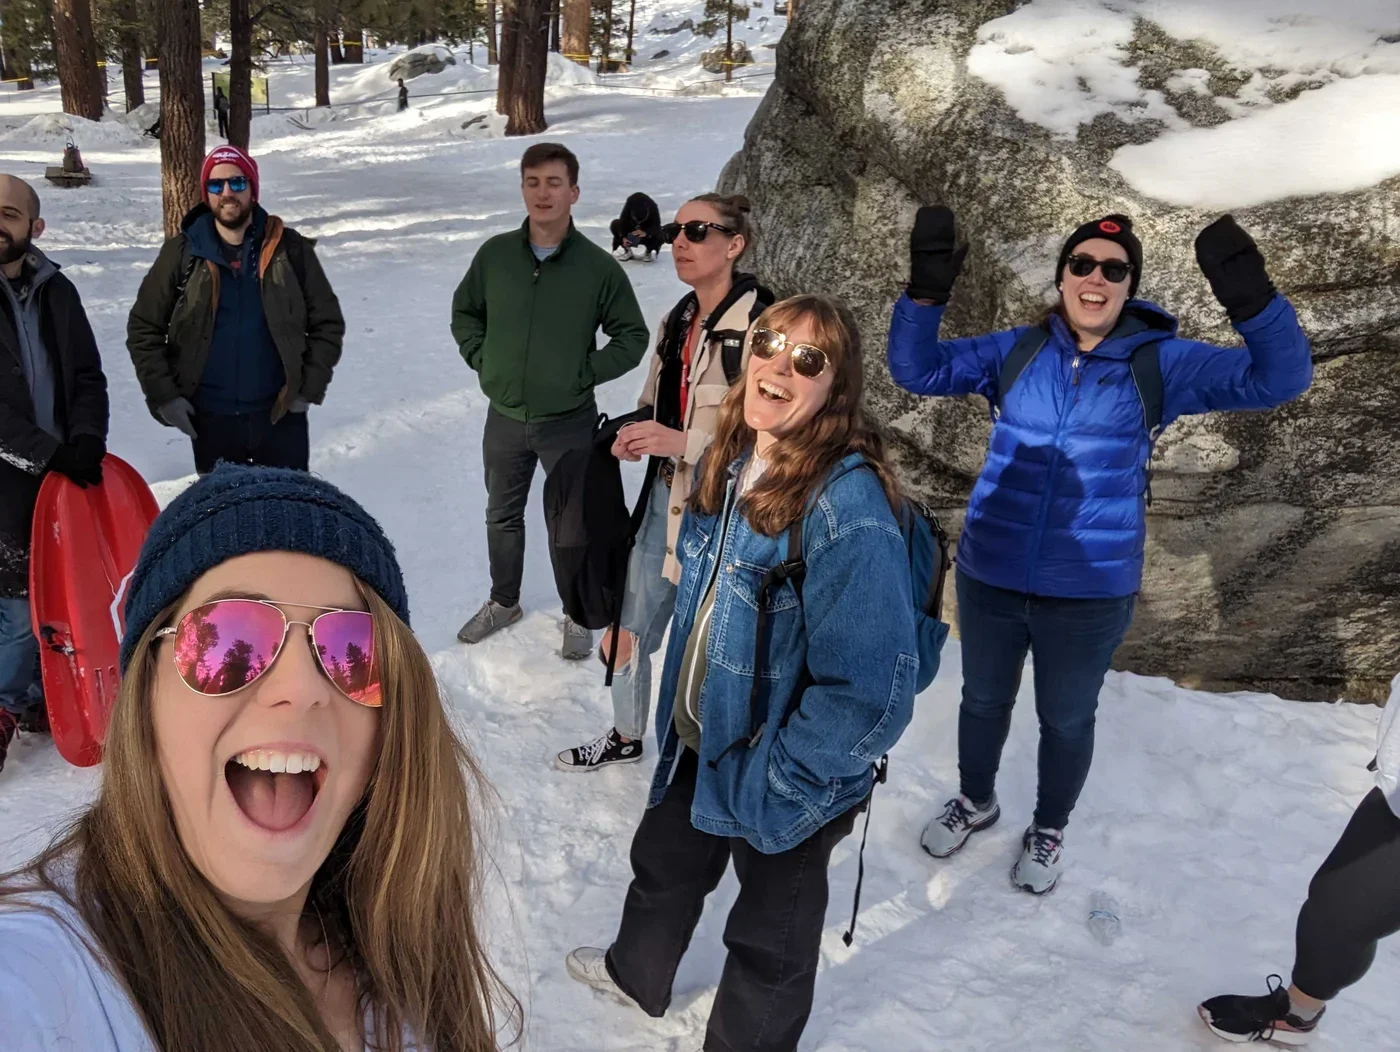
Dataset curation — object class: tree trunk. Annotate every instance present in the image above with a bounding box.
[157,0,204,237]
[503,0,547,135]
[486,0,498,64]
[51,0,105,119]
[114,0,145,112]
[597,0,612,74]
[625,0,636,62]
[725,1,733,82]
[330,33,343,64]
[343,24,363,63]
[787,0,798,22]
[314,23,330,106]
[495,0,515,114]
[228,0,252,147]
[560,0,588,65]
[548,0,560,52]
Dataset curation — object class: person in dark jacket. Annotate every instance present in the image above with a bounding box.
[609,192,662,263]
[397,78,409,112]
[889,208,1313,893]
[566,295,919,1051]
[451,142,649,659]
[213,86,230,139]
[127,145,345,475]
[0,175,108,771]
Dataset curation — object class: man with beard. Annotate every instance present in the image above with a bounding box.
[127,145,345,474]
[0,174,109,771]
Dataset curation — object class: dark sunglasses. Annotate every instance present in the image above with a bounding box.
[155,599,381,706]
[206,176,249,196]
[1066,254,1132,284]
[660,220,736,245]
[749,327,831,380]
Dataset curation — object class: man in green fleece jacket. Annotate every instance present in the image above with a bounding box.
[451,142,649,658]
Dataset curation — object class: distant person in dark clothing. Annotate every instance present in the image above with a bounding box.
[610,192,663,263]
[127,145,345,475]
[214,86,230,139]
[398,78,409,112]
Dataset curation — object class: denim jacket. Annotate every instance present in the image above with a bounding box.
[649,452,920,853]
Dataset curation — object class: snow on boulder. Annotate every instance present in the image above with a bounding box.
[545,51,599,87]
[719,0,1400,702]
[0,111,147,148]
[388,44,457,82]
[700,40,754,74]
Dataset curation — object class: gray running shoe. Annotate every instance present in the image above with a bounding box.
[920,793,1001,858]
[1011,825,1065,895]
[565,947,638,1009]
[562,616,593,660]
[457,600,522,644]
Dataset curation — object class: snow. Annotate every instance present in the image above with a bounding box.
[967,0,1400,207]
[0,13,1397,1049]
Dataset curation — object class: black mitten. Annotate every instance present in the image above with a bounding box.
[908,205,968,306]
[1195,215,1276,324]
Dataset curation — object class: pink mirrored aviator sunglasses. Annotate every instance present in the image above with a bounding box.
[155,598,381,707]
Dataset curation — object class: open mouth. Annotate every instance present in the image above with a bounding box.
[1079,291,1108,310]
[757,379,793,403]
[225,749,328,833]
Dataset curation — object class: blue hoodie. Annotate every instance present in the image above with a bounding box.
[184,206,285,415]
[887,293,1313,598]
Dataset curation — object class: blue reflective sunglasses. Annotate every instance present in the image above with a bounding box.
[207,175,249,195]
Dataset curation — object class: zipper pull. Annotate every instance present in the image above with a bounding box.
[1072,353,1082,386]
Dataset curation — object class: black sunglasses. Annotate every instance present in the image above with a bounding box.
[1066,254,1132,284]
[749,327,831,380]
[661,220,736,245]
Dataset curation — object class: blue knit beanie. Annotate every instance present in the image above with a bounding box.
[120,465,409,672]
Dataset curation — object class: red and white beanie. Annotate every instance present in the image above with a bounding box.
[200,144,260,200]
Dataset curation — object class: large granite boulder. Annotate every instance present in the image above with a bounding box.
[718,0,1400,701]
[388,46,456,82]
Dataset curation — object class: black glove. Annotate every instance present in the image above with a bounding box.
[1195,215,1276,325]
[158,396,198,439]
[908,205,968,305]
[48,436,104,488]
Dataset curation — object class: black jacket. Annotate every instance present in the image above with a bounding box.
[610,193,662,250]
[0,258,108,598]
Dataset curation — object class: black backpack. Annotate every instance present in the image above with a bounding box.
[543,407,655,671]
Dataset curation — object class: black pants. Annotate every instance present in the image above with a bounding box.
[1292,788,1400,1001]
[192,410,309,475]
[482,403,595,609]
[217,111,228,138]
[606,749,857,1052]
[610,218,662,255]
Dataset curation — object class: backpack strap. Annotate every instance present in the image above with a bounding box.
[1128,340,1165,504]
[992,326,1051,421]
[173,238,198,307]
[710,277,774,385]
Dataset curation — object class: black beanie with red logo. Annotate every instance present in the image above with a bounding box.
[1056,214,1143,299]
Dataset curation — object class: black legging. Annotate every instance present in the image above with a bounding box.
[1293,788,1400,1001]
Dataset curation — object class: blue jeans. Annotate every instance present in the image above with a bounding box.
[0,596,42,717]
[610,481,677,740]
[955,569,1135,831]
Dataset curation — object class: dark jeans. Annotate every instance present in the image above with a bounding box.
[606,749,857,1052]
[610,218,662,254]
[955,568,1135,830]
[216,111,228,138]
[1293,788,1400,1001]
[192,409,310,475]
[482,403,595,609]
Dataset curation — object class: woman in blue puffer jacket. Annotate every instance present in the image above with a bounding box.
[567,294,920,1051]
[888,208,1312,894]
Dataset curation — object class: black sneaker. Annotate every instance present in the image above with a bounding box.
[555,728,643,773]
[0,709,18,774]
[18,706,48,735]
[1198,975,1323,1045]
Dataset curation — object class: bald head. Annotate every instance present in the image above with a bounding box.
[0,175,41,221]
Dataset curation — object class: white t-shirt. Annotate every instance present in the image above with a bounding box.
[0,892,419,1050]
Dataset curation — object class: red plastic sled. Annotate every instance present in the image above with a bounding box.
[29,454,159,767]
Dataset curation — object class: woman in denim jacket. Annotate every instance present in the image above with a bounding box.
[566,294,920,1052]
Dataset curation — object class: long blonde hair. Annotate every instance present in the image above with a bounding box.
[0,581,520,1051]
[692,294,901,535]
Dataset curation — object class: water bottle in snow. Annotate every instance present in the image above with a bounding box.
[1087,891,1121,946]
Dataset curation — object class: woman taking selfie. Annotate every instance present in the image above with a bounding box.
[0,466,517,1050]
[566,294,920,1051]
[557,193,770,774]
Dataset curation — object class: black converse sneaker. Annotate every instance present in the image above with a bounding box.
[555,729,644,773]
[1198,975,1323,1045]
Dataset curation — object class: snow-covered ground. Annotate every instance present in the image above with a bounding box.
[0,13,1396,1050]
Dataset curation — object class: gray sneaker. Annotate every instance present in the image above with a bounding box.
[920,793,1001,858]
[1011,825,1065,895]
[457,600,522,644]
[562,617,593,660]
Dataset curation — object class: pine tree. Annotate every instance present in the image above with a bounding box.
[156,0,204,237]
[227,0,252,145]
[499,0,546,134]
[560,0,586,65]
[107,0,145,111]
[51,0,105,118]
